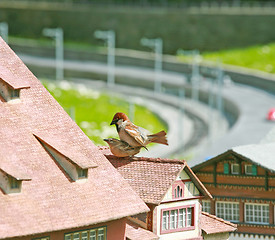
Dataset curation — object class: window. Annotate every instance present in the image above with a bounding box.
[216,202,239,222]
[245,203,269,224]
[10,177,20,189]
[161,206,195,234]
[202,200,211,213]
[77,168,88,179]
[172,180,184,199]
[245,165,257,175]
[9,88,20,100]
[65,227,106,240]
[231,164,240,175]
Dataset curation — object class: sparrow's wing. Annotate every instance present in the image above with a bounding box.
[124,125,146,146]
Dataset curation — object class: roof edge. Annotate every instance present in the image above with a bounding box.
[184,164,213,199]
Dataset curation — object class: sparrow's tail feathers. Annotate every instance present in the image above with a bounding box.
[148,130,168,145]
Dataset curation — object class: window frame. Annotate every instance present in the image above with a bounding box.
[231,163,240,175]
[202,200,211,213]
[216,201,240,222]
[172,180,185,199]
[64,226,107,240]
[160,205,195,234]
[9,177,20,189]
[245,203,269,225]
[245,164,257,176]
[77,167,88,179]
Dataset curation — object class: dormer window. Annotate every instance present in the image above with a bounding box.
[33,132,97,182]
[0,79,21,102]
[39,140,88,181]
[10,177,20,189]
[0,167,30,194]
[9,88,20,100]
[77,168,88,179]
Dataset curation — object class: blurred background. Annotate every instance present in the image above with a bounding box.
[0,0,275,160]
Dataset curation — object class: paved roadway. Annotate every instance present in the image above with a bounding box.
[18,54,275,163]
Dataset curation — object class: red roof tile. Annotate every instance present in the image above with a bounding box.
[0,37,148,239]
[200,212,237,234]
[126,219,159,240]
[100,147,212,204]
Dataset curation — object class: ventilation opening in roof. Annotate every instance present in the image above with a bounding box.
[37,138,89,182]
[0,79,20,102]
[0,170,22,194]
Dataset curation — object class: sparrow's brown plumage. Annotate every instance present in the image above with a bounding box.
[104,138,142,157]
[110,112,168,148]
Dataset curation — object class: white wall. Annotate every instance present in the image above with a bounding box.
[156,199,201,240]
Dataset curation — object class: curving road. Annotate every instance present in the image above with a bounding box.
[17,53,275,162]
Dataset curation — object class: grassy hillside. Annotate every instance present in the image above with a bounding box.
[202,42,275,74]
[43,80,168,146]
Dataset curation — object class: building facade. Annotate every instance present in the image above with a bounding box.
[192,144,275,239]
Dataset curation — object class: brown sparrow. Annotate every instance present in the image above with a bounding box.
[103,138,142,157]
[110,112,168,148]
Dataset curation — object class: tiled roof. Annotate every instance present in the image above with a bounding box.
[100,147,212,204]
[200,212,237,234]
[0,37,148,239]
[126,219,159,240]
[0,63,30,89]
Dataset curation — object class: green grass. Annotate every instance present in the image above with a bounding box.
[43,80,167,146]
[202,43,275,74]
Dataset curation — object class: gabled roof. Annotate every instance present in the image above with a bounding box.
[100,147,212,205]
[192,142,275,173]
[0,37,148,239]
[200,212,237,234]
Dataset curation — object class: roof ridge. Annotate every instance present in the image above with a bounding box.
[202,212,237,228]
[98,146,186,164]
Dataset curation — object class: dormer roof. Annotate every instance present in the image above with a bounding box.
[34,132,97,169]
[0,63,30,89]
[0,156,31,181]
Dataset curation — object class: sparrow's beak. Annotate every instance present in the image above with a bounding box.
[110,120,117,125]
[103,139,109,142]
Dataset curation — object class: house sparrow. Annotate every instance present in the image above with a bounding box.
[103,138,142,157]
[110,112,168,148]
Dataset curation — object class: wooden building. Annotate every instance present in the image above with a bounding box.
[192,143,275,239]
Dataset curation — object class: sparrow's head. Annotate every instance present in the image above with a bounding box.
[110,112,129,125]
[103,138,117,144]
